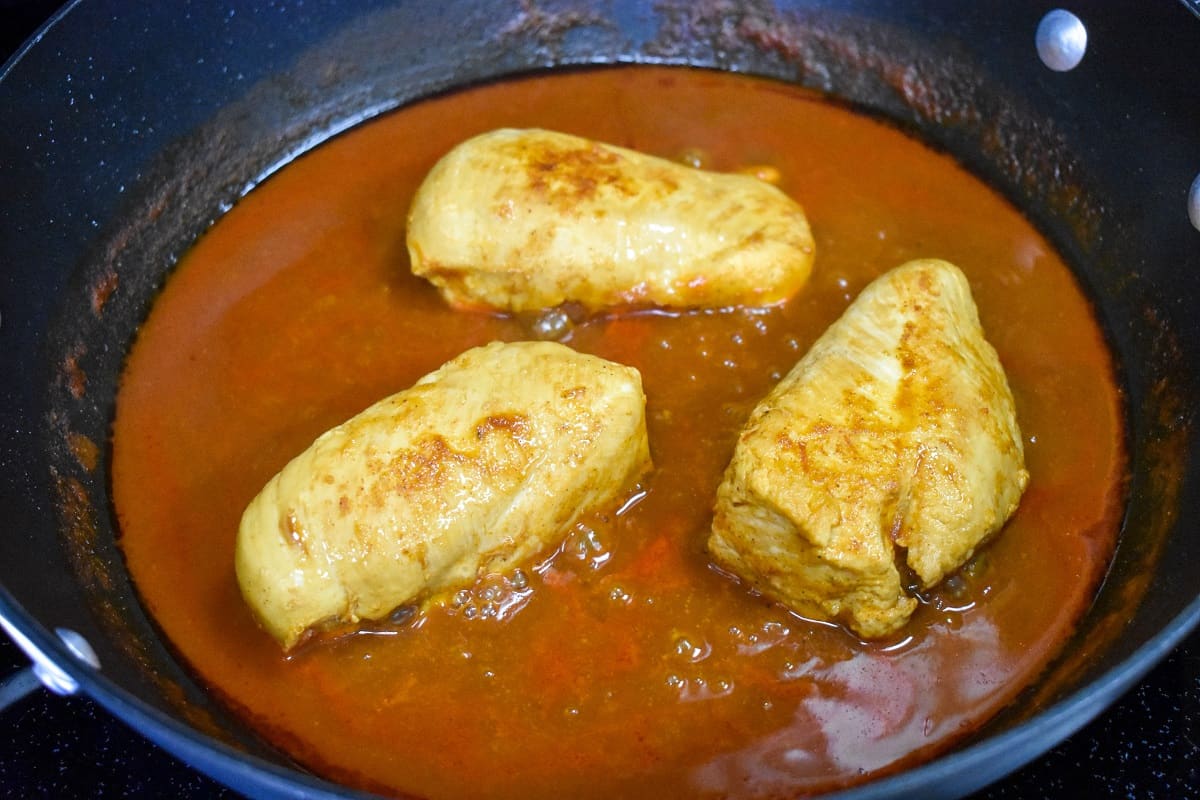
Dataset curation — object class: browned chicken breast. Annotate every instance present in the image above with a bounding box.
[709,259,1029,639]
[236,340,651,650]
[406,128,815,312]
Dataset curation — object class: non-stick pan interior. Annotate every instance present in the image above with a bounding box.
[2,2,1198,798]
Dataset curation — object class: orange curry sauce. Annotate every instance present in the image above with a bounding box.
[111,68,1125,799]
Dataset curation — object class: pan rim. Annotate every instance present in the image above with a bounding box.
[2,1,1198,797]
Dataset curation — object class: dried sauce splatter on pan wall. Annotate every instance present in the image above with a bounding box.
[111,68,1125,799]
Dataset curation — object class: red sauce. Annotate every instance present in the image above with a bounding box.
[111,67,1125,799]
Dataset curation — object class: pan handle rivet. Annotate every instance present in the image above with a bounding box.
[55,628,100,669]
[1036,9,1087,72]
[0,615,101,704]
[29,628,100,695]
[1189,173,1200,231]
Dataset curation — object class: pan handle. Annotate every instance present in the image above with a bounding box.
[0,666,42,712]
[0,612,99,713]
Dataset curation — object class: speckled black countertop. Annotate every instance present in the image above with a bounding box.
[1,3,1198,798]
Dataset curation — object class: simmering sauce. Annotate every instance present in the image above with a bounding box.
[111,68,1125,799]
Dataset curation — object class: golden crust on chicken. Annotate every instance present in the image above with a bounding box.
[710,259,1029,639]
[236,340,651,650]
[406,128,815,312]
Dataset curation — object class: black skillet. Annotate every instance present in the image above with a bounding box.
[1,1,1198,797]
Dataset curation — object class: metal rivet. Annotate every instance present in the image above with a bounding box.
[1036,9,1088,72]
[0,615,101,701]
[56,627,100,669]
[29,628,99,696]
[1190,173,1200,232]
[31,661,79,695]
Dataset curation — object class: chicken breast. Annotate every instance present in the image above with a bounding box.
[236,340,651,650]
[407,128,815,312]
[709,259,1029,639]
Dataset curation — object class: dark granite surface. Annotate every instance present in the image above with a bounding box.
[1,2,1198,798]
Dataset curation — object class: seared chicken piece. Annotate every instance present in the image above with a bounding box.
[236,341,651,650]
[710,259,1028,639]
[407,128,815,312]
